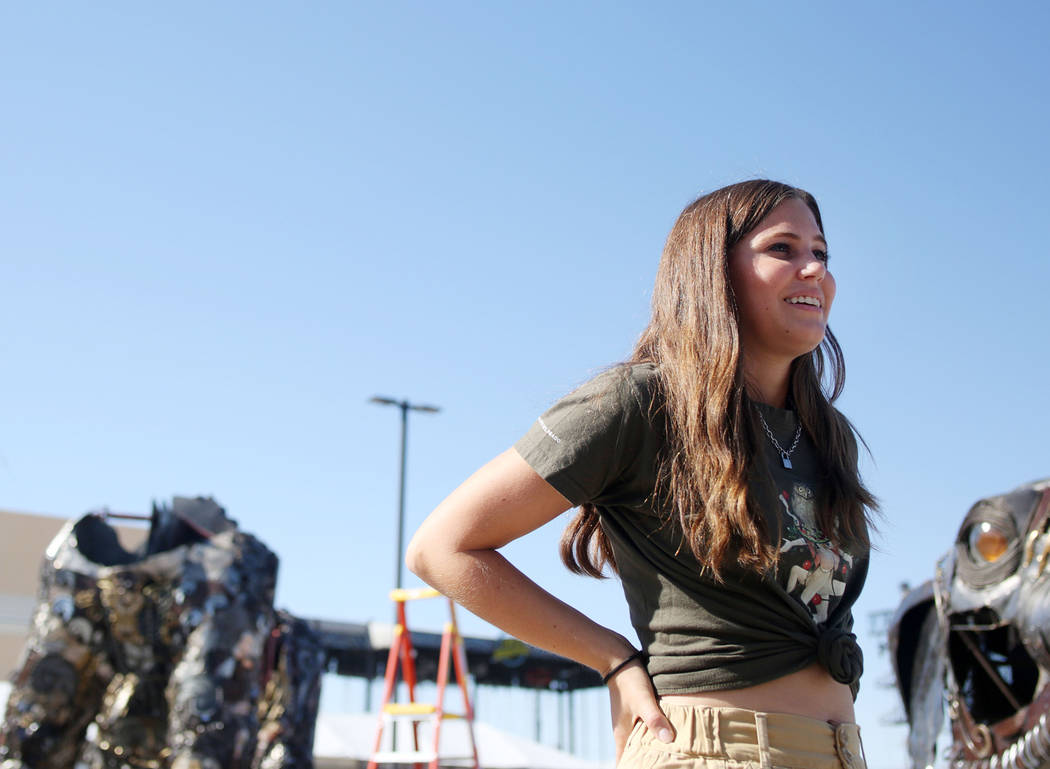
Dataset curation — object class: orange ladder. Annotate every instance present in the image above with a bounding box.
[367,587,480,769]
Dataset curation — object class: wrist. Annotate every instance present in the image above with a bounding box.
[601,649,645,685]
[591,633,638,674]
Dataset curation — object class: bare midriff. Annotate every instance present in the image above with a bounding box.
[659,662,856,724]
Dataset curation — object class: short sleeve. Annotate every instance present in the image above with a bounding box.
[513,364,659,507]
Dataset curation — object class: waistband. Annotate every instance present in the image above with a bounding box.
[627,705,866,769]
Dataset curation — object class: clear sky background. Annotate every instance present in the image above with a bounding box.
[2,3,1049,767]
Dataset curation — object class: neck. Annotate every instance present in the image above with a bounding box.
[740,354,792,408]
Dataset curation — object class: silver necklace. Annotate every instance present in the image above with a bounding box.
[757,411,802,469]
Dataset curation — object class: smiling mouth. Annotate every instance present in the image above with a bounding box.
[785,296,822,308]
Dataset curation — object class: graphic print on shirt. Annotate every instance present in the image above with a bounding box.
[776,482,853,624]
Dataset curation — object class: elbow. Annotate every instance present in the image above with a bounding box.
[404,530,432,583]
[405,522,475,590]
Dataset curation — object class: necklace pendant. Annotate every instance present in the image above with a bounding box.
[782,453,793,470]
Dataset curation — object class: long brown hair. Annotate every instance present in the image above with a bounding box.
[560,180,877,580]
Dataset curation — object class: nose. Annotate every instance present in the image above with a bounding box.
[799,255,827,281]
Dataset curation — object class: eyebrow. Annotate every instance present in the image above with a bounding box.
[757,230,827,247]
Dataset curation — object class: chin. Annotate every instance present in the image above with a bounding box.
[797,329,828,354]
[786,338,825,360]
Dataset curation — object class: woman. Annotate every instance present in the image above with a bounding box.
[406,180,877,769]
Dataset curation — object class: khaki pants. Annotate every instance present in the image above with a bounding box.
[618,705,867,769]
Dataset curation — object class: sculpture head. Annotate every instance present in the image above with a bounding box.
[891,479,1050,769]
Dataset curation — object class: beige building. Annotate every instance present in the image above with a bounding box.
[0,509,146,677]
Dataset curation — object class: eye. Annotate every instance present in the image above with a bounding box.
[968,521,1010,563]
[769,242,792,255]
[813,249,829,263]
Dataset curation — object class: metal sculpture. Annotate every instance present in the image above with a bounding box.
[0,497,324,769]
[890,479,1050,769]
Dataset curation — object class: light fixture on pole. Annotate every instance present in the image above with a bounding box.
[369,396,441,591]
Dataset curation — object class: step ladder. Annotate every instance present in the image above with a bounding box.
[367,587,480,769]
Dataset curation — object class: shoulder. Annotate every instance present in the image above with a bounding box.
[518,363,664,456]
[622,361,660,395]
[515,363,663,505]
[577,363,660,413]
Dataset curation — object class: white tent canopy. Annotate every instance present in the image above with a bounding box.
[315,712,610,769]
[0,684,609,769]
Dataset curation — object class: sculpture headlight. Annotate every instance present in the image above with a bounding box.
[969,521,1010,564]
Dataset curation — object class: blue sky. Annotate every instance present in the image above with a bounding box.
[2,3,1049,766]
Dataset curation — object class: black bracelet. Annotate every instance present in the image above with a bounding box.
[601,649,644,684]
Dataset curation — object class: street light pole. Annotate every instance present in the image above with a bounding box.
[369,396,441,590]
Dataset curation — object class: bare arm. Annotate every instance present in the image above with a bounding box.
[407,448,631,669]
[406,448,674,758]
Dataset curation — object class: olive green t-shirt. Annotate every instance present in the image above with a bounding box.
[514,363,867,695]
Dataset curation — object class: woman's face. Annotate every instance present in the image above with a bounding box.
[728,197,836,368]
